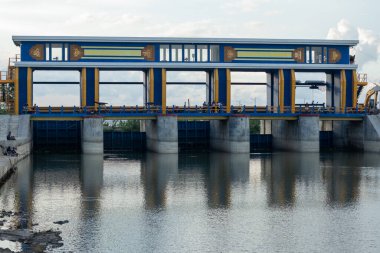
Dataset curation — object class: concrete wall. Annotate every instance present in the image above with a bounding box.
[82,117,104,154]
[333,121,363,150]
[0,115,32,183]
[210,116,250,153]
[364,115,380,152]
[272,116,320,152]
[146,116,178,153]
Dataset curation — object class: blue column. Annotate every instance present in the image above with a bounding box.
[153,68,162,106]
[86,68,95,107]
[18,67,28,114]
[218,69,227,105]
[345,70,353,107]
[283,69,292,108]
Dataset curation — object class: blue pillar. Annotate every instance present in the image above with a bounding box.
[218,69,227,105]
[86,68,96,107]
[283,69,292,108]
[18,67,28,114]
[153,68,162,106]
[345,70,353,107]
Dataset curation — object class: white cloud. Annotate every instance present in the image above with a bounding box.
[222,0,269,13]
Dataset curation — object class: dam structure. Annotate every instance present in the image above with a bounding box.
[0,35,379,161]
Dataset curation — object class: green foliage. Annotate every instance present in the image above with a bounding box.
[104,120,140,132]
[250,119,260,134]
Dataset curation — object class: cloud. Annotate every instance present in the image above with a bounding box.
[327,19,380,83]
[222,0,269,13]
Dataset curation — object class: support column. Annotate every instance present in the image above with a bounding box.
[82,117,104,154]
[364,115,380,152]
[81,68,87,108]
[210,116,250,153]
[145,115,178,153]
[272,116,320,152]
[332,120,363,150]
[326,71,342,111]
[27,67,32,108]
[16,67,28,115]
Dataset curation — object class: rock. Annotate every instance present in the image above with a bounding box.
[53,220,69,225]
[0,248,16,253]
[0,229,31,241]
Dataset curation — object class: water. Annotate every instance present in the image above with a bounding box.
[1,152,380,252]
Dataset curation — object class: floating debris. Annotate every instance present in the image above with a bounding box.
[53,220,69,225]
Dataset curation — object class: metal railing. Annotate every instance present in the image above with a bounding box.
[23,104,374,116]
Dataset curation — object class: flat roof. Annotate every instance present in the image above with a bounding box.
[12,36,359,47]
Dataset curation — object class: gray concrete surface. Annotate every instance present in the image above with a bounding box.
[332,121,364,150]
[146,116,178,153]
[0,115,32,182]
[272,116,320,152]
[82,117,104,154]
[210,116,250,153]
[364,115,380,152]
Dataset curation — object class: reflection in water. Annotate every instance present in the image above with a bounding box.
[207,153,250,208]
[13,156,33,229]
[141,153,178,209]
[322,153,362,206]
[80,154,104,209]
[1,152,380,252]
[78,154,104,252]
[262,153,320,207]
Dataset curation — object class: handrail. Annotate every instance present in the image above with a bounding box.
[24,104,371,116]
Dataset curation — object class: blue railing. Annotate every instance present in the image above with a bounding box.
[24,104,374,118]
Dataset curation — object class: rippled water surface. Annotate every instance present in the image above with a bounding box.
[1,152,380,252]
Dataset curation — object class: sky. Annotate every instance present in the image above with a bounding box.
[0,0,379,106]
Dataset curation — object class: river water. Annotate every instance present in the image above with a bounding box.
[1,152,380,252]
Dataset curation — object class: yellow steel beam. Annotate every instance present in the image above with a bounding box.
[214,69,219,103]
[178,116,228,121]
[226,69,231,113]
[94,68,99,104]
[352,70,358,108]
[105,116,156,120]
[27,67,32,107]
[162,68,166,114]
[0,80,14,84]
[279,69,284,113]
[250,116,298,121]
[14,67,19,115]
[320,117,363,121]
[31,117,83,121]
[149,68,154,103]
[291,69,296,113]
[81,68,87,107]
[340,70,346,113]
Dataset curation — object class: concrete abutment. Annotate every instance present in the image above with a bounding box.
[82,117,104,154]
[210,116,250,153]
[272,116,320,152]
[146,116,179,153]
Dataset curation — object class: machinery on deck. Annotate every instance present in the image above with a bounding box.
[363,84,380,110]
[0,55,19,114]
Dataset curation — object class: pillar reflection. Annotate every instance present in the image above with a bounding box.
[207,152,250,208]
[141,152,178,210]
[262,153,320,208]
[80,154,104,210]
[322,153,362,206]
[13,156,33,229]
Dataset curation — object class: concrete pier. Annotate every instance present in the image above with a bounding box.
[145,116,178,153]
[82,118,104,154]
[272,116,320,152]
[210,116,250,153]
[364,115,380,152]
[332,121,363,150]
[0,115,32,183]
